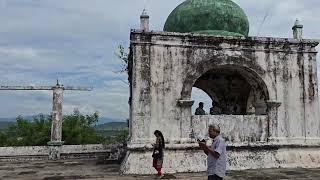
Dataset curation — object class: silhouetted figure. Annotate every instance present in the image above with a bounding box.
[210,102,221,115]
[220,100,227,115]
[195,102,206,115]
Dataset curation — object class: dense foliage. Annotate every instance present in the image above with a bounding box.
[116,45,129,73]
[0,110,128,147]
[1,114,51,146]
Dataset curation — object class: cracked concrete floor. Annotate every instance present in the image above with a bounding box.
[0,160,320,180]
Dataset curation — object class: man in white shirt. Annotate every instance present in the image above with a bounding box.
[198,125,227,180]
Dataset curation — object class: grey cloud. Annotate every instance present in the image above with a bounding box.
[0,0,319,118]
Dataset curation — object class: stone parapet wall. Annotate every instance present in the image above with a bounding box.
[0,146,49,157]
[191,115,268,143]
[0,144,125,162]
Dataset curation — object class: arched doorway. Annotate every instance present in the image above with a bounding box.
[192,65,269,115]
[188,65,270,143]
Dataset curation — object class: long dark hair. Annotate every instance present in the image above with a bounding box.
[154,130,165,148]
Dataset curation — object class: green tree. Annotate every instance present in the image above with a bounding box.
[116,45,129,73]
[5,115,51,146]
[0,111,129,147]
[115,44,133,86]
[0,132,8,147]
[62,109,101,145]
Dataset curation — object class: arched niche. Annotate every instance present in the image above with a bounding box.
[186,65,269,115]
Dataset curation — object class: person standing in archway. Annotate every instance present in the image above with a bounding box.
[198,125,226,180]
[152,130,165,178]
[195,102,206,115]
[210,102,221,115]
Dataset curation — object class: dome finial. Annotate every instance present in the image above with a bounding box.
[141,8,148,16]
[140,8,149,31]
[294,18,303,27]
[292,18,303,40]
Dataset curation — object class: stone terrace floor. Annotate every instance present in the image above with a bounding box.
[1,160,320,180]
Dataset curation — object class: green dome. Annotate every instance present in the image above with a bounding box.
[163,0,249,37]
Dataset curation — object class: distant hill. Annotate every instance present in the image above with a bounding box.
[0,115,47,122]
[97,117,126,124]
[0,117,17,122]
[95,122,128,130]
[0,121,15,131]
[0,116,126,125]
[0,120,128,133]
[0,115,127,131]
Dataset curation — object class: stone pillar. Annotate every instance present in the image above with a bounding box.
[48,83,64,160]
[266,101,281,141]
[292,19,303,40]
[177,99,195,143]
[140,9,149,31]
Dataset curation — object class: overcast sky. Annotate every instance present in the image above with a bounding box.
[0,0,319,119]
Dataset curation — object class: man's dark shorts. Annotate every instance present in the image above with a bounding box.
[208,174,223,180]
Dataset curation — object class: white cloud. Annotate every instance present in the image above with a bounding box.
[0,47,38,58]
[0,0,319,119]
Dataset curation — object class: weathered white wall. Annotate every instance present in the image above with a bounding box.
[129,30,320,145]
[125,30,320,174]
[191,115,268,143]
[0,144,119,161]
[121,145,320,174]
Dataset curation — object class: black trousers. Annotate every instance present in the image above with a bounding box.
[208,174,223,180]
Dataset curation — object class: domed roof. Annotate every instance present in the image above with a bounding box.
[163,0,249,37]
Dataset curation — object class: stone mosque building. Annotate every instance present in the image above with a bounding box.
[121,0,320,174]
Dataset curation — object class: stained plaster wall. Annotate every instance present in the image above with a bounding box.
[121,145,320,174]
[129,30,320,146]
[191,115,268,143]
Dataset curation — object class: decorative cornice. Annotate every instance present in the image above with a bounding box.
[130,30,319,52]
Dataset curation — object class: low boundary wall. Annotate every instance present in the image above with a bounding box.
[0,144,125,162]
